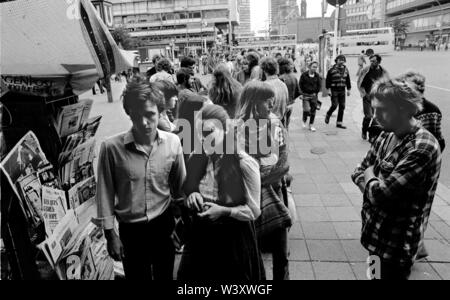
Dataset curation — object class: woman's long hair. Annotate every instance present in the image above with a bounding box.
[208,64,243,119]
[184,105,246,206]
[237,81,275,122]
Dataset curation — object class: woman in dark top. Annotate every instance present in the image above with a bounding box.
[279,58,301,130]
[299,61,322,132]
[178,105,265,280]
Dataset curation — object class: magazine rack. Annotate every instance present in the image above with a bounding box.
[1,92,78,280]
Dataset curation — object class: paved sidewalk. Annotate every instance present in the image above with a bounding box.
[268,92,450,280]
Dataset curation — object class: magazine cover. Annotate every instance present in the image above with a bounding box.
[42,186,68,236]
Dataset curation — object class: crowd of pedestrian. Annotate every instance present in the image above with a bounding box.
[95,47,445,281]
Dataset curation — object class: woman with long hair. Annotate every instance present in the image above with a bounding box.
[237,81,292,280]
[178,104,265,280]
[208,64,243,119]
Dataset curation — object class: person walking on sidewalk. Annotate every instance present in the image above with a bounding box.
[299,61,322,132]
[351,79,442,280]
[356,50,367,77]
[325,55,352,129]
[96,80,186,280]
[358,54,389,141]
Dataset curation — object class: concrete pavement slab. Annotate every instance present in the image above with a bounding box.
[306,240,348,262]
[430,221,450,242]
[298,207,331,222]
[312,262,356,280]
[289,222,304,240]
[425,240,450,262]
[326,207,361,222]
[409,263,442,280]
[289,240,310,261]
[290,262,316,280]
[430,263,450,280]
[333,222,362,240]
[294,194,323,207]
[302,222,339,240]
[341,240,369,263]
[321,194,352,207]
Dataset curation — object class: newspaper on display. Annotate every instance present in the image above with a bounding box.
[0,101,113,280]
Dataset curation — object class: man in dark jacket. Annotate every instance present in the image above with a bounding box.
[357,54,389,140]
[278,58,301,129]
[299,61,322,132]
[325,55,352,129]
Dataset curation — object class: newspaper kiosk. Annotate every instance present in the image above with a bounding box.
[0,0,132,280]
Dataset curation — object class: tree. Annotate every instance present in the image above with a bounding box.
[392,18,409,48]
[111,26,136,50]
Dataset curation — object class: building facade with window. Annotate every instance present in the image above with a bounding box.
[385,0,450,48]
[269,0,300,35]
[111,0,240,59]
[236,0,252,37]
[343,0,386,31]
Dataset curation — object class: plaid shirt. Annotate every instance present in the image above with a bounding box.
[352,127,442,265]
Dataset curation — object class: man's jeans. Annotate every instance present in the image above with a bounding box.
[362,95,374,135]
[326,91,346,125]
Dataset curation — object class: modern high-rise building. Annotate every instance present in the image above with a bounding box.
[300,0,307,18]
[236,0,252,37]
[110,0,240,59]
[269,0,300,35]
[343,0,386,31]
[385,0,450,47]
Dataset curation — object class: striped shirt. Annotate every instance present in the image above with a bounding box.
[352,127,442,265]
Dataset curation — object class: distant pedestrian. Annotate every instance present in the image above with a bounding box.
[357,50,367,77]
[325,55,352,129]
[299,61,322,132]
[235,52,261,86]
[278,58,301,130]
[181,56,207,94]
[150,58,176,84]
[146,54,161,80]
[358,54,389,140]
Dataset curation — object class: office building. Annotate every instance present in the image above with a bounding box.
[110,0,240,59]
[236,0,252,37]
[385,0,450,47]
[344,0,386,31]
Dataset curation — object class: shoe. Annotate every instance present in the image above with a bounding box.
[325,115,330,124]
[302,122,308,129]
[310,126,317,132]
[337,124,347,129]
[362,132,367,140]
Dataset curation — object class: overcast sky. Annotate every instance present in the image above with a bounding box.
[251,0,335,32]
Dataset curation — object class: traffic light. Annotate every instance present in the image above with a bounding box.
[225,35,229,45]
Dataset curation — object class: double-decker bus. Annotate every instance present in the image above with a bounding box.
[329,27,395,55]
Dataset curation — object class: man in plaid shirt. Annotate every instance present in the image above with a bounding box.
[352,79,442,280]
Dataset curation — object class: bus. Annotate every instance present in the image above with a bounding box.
[234,34,297,56]
[329,27,395,55]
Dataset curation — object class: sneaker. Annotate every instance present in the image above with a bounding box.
[325,115,330,124]
[337,124,347,129]
[310,126,317,132]
[302,122,308,129]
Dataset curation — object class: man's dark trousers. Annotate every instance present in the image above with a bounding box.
[119,209,175,280]
[362,95,374,136]
[326,91,346,125]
